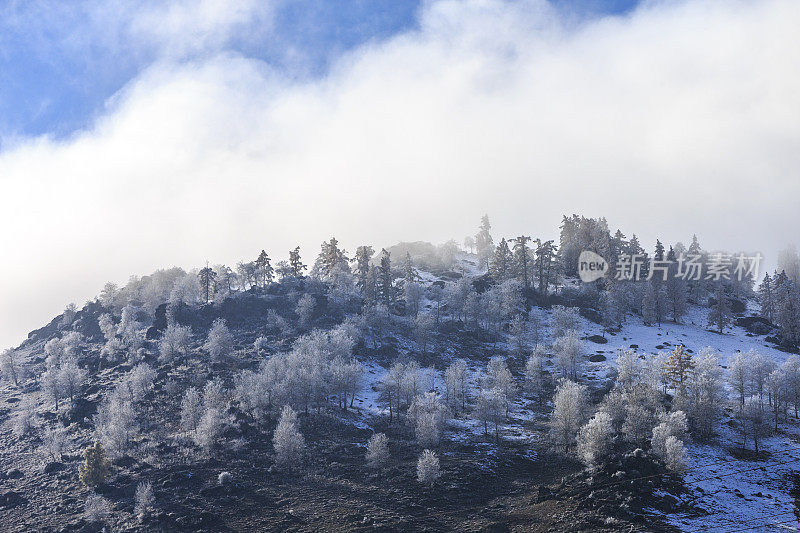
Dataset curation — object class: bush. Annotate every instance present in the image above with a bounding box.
[79,441,110,488]
[84,493,111,523]
[218,471,233,485]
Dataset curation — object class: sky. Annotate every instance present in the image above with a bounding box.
[1,0,798,349]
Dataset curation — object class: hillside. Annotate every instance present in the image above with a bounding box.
[0,244,797,533]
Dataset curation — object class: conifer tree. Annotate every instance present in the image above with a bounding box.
[79,442,110,489]
[254,250,274,287]
[759,272,775,323]
[534,239,557,295]
[475,215,494,272]
[377,249,394,307]
[354,245,374,291]
[198,265,216,303]
[288,247,307,277]
[512,235,532,290]
[664,345,695,394]
[490,238,513,281]
[707,283,732,333]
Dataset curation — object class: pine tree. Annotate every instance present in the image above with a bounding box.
[512,235,532,290]
[758,272,775,323]
[664,345,695,394]
[665,246,688,323]
[79,441,110,488]
[354,245,374,292]
[475,215,494,272]
[288,247,307,277]
[254,250,274,287]
[708,283,732,333]
[402,252,419,285]
[198,265,216,303]
[377,249,394,307]
[534,239,557,295]
[489,238,513,281]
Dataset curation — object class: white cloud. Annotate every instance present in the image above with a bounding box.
[1,0,799,348]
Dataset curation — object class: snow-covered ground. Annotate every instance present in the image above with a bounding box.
[352,257,798,531]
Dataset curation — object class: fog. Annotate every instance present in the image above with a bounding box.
[2,0,799,348]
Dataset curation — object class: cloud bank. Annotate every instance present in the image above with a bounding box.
[2,0,799,348]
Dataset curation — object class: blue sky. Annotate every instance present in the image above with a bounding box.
[0,0,639,141]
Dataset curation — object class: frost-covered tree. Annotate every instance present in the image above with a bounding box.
[407,392,449,447]
[622,383,663,445]
[728,352,751,408]
[198,265,217,303]
[758,273,775,323]
[366,433,390,470]
[473,385,505,438]
[273,405,305,471]
[413,313,435,353]
[738,396,768,453]
[663,436,688,474]
[576,411,614,468]
[404,281,423,318]
[749,350,775,401]
[554,330,582,381]
[158,323,191,362]
[509,314,531,356]
[58,356,87,405]
[194,407,227,455]
[475,215,494,272]
[684,349,725,438]
[13,397,38,437]
[42,425,68,462]
[615,349,642,390]
[512,235,533,289]
[180,387,204,432]
[416,449,441,486]
[766,368,786,430]
[782,355,800,418]
[134,481,155,519]
[524,347,547,401]
[664,345,694,395]
[551,306,580,338]
[94,387,138,455]
[486,356,516,416]
[42,365,63,411]
[444,359,468,414]
[288,246,307,277]
[1,348,20,386]
[651,411,688,459]
[204,318,234,360]
[296,294,316,329]
[550,380,588,453]
[490,238,513,281]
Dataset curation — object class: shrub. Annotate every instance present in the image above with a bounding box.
[218,471,233,485]
[84,493,111,523]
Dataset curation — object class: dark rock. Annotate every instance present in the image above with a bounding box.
[589,354,606,363]
[6,468,23,479]
[586,335,607,344]
[43,462,65,474]
[0,490,27,508]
